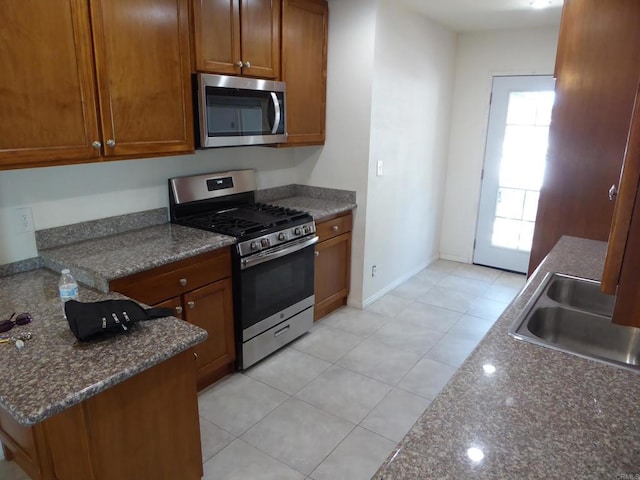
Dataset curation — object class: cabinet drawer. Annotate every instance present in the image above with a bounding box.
[110,247,232,305]
[316,212,352,243]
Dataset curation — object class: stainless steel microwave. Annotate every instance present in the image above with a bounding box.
[194,73,287,148]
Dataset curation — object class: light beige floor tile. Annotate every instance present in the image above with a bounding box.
[361,388,432,442]
[245,348,331,395]
[437,274,491,296]
[426,259,461,274]
[321,307,389,337]
[336,338,422,385]
[451,263,502,283]
[423,333,480,368]
[396,302,463,332]
[198,374,288,436]
[366,294,414,318]
[200,417,235,462]
[291,324,362,362]
[0,460,29,480]
[447,315,495,343]
[494,271,527,289]
[368,318,445,354]
[482,284,521,303]
[241,397,354,475]
[309,427,396,480]
[203,439,305,480]
[391,277,433,300]
[397,357,457,399]
[466,298,509,321]
[416,286,478,313]
[295,365,391,424]
[413,268,450,285]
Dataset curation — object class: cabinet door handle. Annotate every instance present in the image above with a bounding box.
[235,61,243,68]
[187,301,195,309]
[315,251,319,257]
[244,61,251,68]
[179,278,187,286]
[92,140,102,149]
[193,352,198,360]
[608,184,618,201]
[175,306,183,314]
[332,225,339,232]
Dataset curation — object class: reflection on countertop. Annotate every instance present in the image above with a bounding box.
[374,236,640,479]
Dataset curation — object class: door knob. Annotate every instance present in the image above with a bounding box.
[236,61,243,68]
[332,225,339,232]
[187,301,195,309]
[608,184,618,201]
[244,61,251,68]
[179,278,187,286]
[106,139,116,148]
[92,140,102,149]
[175,306,183,314]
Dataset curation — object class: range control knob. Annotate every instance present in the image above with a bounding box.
[261,238,270,248]
[303,225,312,234]
[294,227,302,236]
[250,241,259,250]
[278,232,287,241]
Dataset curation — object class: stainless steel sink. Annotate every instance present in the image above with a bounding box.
[509,273,640,372]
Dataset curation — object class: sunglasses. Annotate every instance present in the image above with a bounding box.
[0,312,33,333]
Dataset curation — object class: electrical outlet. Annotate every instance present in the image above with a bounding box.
[376,161,383,176]
[15,207,34,233]
[372,265,377,277]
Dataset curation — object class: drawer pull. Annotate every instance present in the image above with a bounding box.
[315,251,319,257]
[193,352,198,360]
[187,301,195,309]
[175,306,183,314]
[332,225,339,232]
[179,278,187,286]
[274,325,290,337]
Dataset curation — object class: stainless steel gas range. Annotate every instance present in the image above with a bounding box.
[169,170,317,369]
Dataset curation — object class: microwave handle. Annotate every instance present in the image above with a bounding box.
[270,92,282,135]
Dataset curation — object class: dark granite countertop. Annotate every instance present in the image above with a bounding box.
[0,269,207,426]
[374,236,640,479]
[39,223,235,293]
[270,196,356,222]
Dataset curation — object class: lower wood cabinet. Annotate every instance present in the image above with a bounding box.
[0,350,202,480]
[110,247,235,389]
[314,211,352,321]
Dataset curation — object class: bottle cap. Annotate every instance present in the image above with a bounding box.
[62,269,70,274]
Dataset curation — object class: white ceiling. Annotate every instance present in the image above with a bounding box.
[397,0,564,32]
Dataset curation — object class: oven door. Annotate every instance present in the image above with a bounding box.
[236,236,318,338]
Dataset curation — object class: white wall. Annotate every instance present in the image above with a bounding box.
[439,27,559,263]
[362,1,456,303]
[0,148,301,264]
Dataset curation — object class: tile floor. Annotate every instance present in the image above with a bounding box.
[0,260,525,480]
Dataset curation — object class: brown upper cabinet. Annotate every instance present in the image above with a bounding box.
[0,0,194,171]
[192,0,281,79]
[280,0,328,145]
[527,0,640,275]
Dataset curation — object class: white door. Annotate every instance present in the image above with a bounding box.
[474,75,555,273]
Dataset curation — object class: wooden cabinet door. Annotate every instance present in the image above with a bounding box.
[193,0,242,75]
[314,232,351,321]
[90,0,194,157]
[281,0,328,145]
[0,0,101,170]
[528,0,640,275]
[183,278,235,389]
[239,0,280,79]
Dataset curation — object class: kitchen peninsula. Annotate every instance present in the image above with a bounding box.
[0,269,207,480]
[374,236,640,479]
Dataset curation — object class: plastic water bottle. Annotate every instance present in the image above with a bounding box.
[59,269,79,317]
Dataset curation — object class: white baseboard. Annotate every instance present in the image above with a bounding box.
[439,253,471,264]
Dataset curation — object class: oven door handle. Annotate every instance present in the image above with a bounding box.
[241,236,319,270]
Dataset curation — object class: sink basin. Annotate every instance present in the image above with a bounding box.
[509,273,640,372]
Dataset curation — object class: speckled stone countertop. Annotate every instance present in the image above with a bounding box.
[39,223,235,293]
[0,269,207,426]
[374,236,640,479]
[270,196,356,222]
